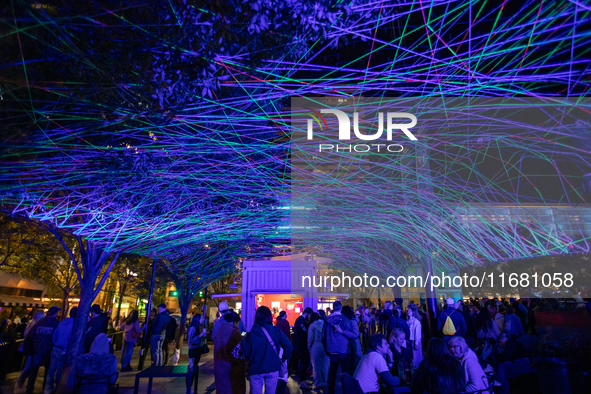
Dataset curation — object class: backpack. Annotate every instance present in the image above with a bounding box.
[441,310,457,336]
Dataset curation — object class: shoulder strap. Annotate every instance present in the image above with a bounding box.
[261,326,280,357]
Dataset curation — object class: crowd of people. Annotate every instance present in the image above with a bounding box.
[1,292,574,394]
[204,295,544,394]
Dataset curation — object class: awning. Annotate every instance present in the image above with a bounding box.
[0,296,47,308]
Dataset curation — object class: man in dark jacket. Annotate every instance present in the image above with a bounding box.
[323,301,361,394]
[150,303,171,366]
[84,304,108,352]
[437,298,467,344]
[27,306,60,394]
[294,307,313,389]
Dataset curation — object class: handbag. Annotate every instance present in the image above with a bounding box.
[202,343,210,354]
[261,326,287,377]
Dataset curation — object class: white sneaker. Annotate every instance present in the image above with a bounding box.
[14,383,25,394]
[300,381,313,390]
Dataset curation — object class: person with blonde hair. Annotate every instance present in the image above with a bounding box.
[448,336,489,394]
[14,310,46,393]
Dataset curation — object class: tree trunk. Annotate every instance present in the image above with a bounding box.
[61,288,70,320]
[56,284,94,393]
[115,281,127,327]
[175,296,190,351]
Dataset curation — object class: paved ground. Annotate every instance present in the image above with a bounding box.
[2,343,343,393]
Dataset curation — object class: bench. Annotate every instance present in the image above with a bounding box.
[133,365,198,394]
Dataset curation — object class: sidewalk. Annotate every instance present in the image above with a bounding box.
[2,343,343,393]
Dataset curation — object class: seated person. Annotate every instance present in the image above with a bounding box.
[496,333,527,364]
[411,338,465,394]
[69,333,118,394]
[448,336,489,394]
[387,328,413,384]
[353,334,400,393]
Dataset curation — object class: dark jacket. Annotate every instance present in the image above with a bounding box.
[31,317,60,358]
[323,311,360,355]
[461,308,477,338]
[151,311,171,336]
[378,309,410,338]
[293,315,309,351]
[242,323,293,375]
[276,317,291,339]
[84,314,108,351]
[437,307,467,337]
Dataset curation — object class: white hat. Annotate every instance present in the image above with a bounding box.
[445,297,455,305]
[219,302,229,312]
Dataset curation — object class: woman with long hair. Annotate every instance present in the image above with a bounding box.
[14,310,46,393]
[240,306,293,394]
[411,338,466,394]
[474,306,500,342]
[186,314,206,393]
[120,310,143,372]
[388,328,413,384]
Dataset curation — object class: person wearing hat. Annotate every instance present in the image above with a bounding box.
[150,303,171,366]
[212,302,246,340]
[437,298,467,345]
[84,304,108,353]
[26,306,61,394]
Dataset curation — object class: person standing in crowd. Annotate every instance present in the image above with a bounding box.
[412,338,466,394]
[323,301,360,394]
[459,301,477,348]
[353,334,400,393]
[503,306,525,337]
[308,312,329,390]
[276,311,290,339]
[394,305,411,339]
[14,310,45,393]
[388,328,413,384]
[406,303,423,366]
[342,306,362,375]
[120,310,143,372]
[448,336,489,393]
[214,311,246,394]
[84,304,108,353]
[438,298,467,344]
[294,307,313,389]
[45,307,78,394]
[150,303,171,366]
[213,302,246,339]
[318,309,327,321]
[186,314,206,394]
[68,333,118,394]
[474,307,500,343]
[163,310,177,365]
[16,316,28,337]
[240,306,292,394]
[26,306,61,394]
[378,301,395,337]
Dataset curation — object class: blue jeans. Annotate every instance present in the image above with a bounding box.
[26,354,48,394]
[250,371,279,394]
[150,335,165,366]
[16,355,32,388]
[45,347,66,393]
[122,340,135,367]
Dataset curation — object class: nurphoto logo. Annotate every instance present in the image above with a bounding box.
[306,109,418,153]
